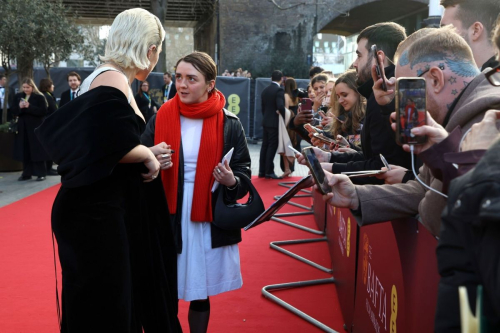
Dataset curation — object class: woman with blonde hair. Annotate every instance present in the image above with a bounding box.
[329,70,365,148]
[12,78,49,181]
[36,8,181,332]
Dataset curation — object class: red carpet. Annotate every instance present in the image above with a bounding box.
[0,177,344,332]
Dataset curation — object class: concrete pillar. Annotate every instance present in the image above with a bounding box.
[423,0,443,28]
[151,0,167,73]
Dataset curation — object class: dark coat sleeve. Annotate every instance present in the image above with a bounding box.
[276,88,286,119]
[36,87,141,188]
[141,113,157,147]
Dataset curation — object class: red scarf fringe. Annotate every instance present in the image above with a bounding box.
[155,91,226,222]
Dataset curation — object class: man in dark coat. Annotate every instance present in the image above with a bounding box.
[161,72,177,104]
[258,70,285,179]
[59,71,81,107]
[0,74,15,121]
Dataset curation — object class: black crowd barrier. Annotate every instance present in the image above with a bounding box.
[312,194,440,333]
[2,67,309,139]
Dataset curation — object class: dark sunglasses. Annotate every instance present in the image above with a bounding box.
[485,64,500,86]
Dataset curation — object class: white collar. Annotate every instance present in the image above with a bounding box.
[272,81,280,86]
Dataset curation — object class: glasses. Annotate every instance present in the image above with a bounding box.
[142,84,149,87]
[485,64,500,86]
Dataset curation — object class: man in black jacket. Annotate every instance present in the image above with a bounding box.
[328,22,410,184]
[59,71,81,107]
[258,70,285,179]
[161,72,177,103]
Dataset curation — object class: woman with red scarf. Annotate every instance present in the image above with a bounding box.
[142,52,251,333]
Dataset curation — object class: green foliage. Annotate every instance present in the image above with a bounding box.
[0,0,90,80]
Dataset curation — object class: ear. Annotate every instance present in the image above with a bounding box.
[427,67,446,94]
[377,50,389,67]
[147,45,157,58]
[470,22,484,42]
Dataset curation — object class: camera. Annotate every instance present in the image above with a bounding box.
[292,88,309,99]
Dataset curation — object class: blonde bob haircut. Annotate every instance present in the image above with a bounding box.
[100,8,165,70]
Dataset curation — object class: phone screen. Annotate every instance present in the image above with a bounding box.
[303,148,331,195]
[300,98,314,112]
[396,78,427,145]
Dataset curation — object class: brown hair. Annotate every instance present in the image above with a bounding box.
[175,51,217,93]
[310,73,328,87]
[440,0,500,38]
[137,80,149,94]
[163,72,171,77]
[67,71,81,82]
[39,78,53,93]
[357,22,407,62]
[329,70,365,139]
[284,77,298,105]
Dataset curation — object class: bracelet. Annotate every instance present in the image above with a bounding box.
[226,178,238,191]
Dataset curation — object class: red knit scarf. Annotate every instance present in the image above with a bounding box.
[155,91,226,222]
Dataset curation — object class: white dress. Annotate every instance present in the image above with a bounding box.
[177,116,243,301]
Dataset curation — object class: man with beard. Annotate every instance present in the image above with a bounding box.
[323,22,410,184]
[59,71,81,107]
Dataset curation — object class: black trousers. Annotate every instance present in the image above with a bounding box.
[259,126,279,175]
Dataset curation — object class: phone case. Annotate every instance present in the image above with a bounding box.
[302,148,331,195]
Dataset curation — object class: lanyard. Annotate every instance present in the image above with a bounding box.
[143,92,151,108]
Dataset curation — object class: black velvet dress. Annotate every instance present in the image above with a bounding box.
[35,86,181,333]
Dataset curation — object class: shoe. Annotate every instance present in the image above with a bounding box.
[265,173,282,179]
[258,173,265,178]
[36,176,46,181]
[47,169,58,176]
[18,176,32,181]
[281,169,292,178]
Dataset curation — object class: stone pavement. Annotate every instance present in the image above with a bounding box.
[0,142,310,208]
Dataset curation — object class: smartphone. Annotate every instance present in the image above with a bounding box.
[288,145,301,156]
[371,44,387,92]
[313,133,336,145]
[303,123,320,134]
[299,98,314,112]
[395,77,427,145]
[302,147,332,195]
[341,170,387,178]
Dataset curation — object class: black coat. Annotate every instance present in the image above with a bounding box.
[134,92,160,124]
[161,83,177,102]
[329,65,412,184]
[43,92,58,115]
[142,109,251,252]
[261,83,285,128]
[12,92,49,162]
[435,140,500,332]
[59,89,78,108]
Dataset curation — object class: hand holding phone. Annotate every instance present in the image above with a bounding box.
[313,133,336,145]
[304,123,320,134]
[371,44,387,92]
[395,77,427,145]
[299,98,314,112]
[302,147,332,195]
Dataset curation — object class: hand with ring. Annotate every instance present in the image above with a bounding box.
[213,160,237,187]
[151,141,174,170]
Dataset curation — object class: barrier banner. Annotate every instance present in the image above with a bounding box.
[253,78,309,139]
[312,189,326,232]
[351,219,439,333]
[215,77,251,136]
[327,206,358,331]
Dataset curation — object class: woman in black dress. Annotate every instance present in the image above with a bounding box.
[36,8,181,333]
[12,78,48,181]
[135,80,160,123]
[39,78,58,175]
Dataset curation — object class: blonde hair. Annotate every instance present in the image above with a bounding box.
[394,28,435,66]
[100,8,165,70]
[329,70,365,138]
[21,77,47,106]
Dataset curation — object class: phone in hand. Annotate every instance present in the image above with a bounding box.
[313,133,336,145]
[299,98,314,112]
[302,147,332,195]
[395,77,427,145]
[371,44,387,92]
[304,123,320,134]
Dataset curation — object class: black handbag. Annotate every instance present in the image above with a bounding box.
[212,172,265,230]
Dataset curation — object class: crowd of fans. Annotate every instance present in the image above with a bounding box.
[221,68,252,78]
[275,0,499,331]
